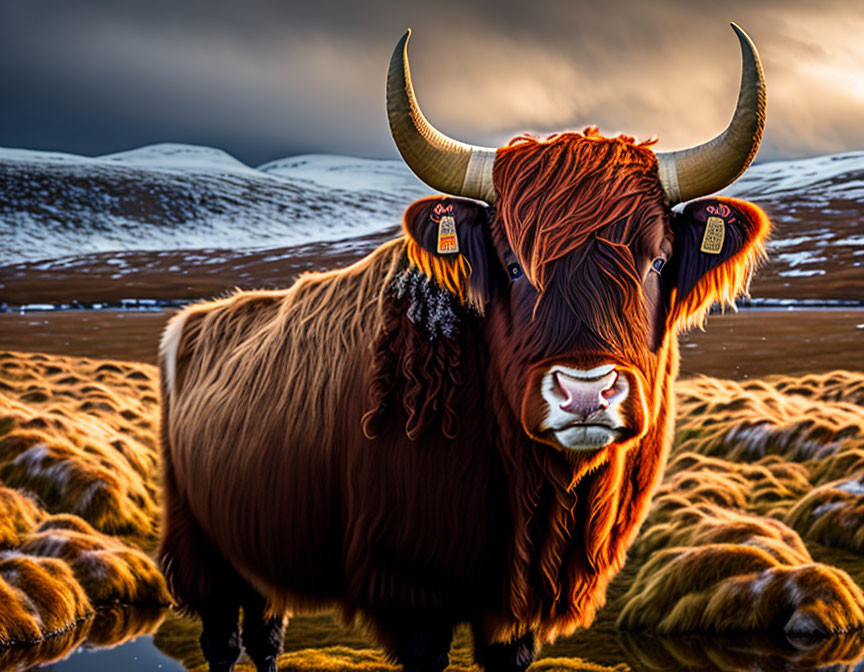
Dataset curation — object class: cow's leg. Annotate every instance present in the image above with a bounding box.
[159,491,244,671]
[472,629,537,672]
[378,614,453,672]
[199,600,241,672]
[241,588,285,672]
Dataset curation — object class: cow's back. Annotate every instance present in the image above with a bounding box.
[159,239,405,602]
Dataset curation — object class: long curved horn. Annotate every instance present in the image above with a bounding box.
[387,29,498,203]
[656,23,766,205]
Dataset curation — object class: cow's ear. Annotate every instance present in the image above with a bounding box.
[665,196,771,330]
[402,195,494,313]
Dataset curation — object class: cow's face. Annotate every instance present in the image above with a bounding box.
[402,131,769,455]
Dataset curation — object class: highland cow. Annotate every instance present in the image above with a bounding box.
[159,24,771,672]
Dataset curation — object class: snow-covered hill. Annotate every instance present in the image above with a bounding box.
[724,151,864,204]
[723,152,864,295]
[0,144,430,266]
[1,143,862,303]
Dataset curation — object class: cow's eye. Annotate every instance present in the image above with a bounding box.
[507,261,524,280]
[650,257,666,274]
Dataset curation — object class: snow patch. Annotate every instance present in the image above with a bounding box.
[836,480,864,495]
[812,502,847,518]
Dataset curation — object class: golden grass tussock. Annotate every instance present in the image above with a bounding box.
[809,445,864,486]
[618,487,863,636]
[617,369,864,638]
[618,630,864,672]
[659,452,812,519]
[0,553,92,646]
[631,503,811,564]
[0,485,43,549]
[19,514,171,607]
[0,508,170,650]
[675,372,864,463]
[0,622,90,671]
[786,476,864,554]
[0,351,160,544]
[0,352,171,653]
[0,605,168,671]
[767,370,864,406]
[617,542,864,635]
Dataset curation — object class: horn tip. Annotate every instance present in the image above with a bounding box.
[393,29,411,54]
[729,22,753,46]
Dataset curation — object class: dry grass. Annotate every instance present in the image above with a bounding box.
[616,371,864,639]
[19,514,172,606]
[0,351,168,658]
[2,350,864,670]
[619,526,864,635]
[0,485,43,549]
[0,350,160,545]
[654,452,812,520]
[154,614,626,672]
[786,476,864,554]
[0,553,92,645]
[675,372,864,463]
[618,630,864,672]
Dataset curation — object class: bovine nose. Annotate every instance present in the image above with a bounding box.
[556,370,619,417]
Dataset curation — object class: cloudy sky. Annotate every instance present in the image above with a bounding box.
[1,0,862,166]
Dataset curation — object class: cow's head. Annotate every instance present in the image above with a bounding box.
[384,26,769,460]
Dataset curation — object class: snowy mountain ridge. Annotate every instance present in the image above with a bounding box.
[0,144,429,266]
[2,143,863,270]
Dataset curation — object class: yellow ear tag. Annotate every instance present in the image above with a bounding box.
[436,214,459,254]
[700,216,725,254]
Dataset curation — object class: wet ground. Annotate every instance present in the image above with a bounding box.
[1,306,862,380]
[40,636,184,672]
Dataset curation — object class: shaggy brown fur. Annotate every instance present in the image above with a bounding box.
[159,130,772,658]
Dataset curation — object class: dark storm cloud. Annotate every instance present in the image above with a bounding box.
[0,0,862,165]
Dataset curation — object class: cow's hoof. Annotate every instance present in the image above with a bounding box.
[253,657,277,672]
[475,631,537,672]
[207,663,236,672]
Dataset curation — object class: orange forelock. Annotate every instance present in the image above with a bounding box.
[493,128,663,293]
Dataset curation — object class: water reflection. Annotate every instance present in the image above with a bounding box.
[0,606,175,672]
[619,630,864,672]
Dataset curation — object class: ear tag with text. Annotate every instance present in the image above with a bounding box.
[700,216,725,255]
[436,214,459,254]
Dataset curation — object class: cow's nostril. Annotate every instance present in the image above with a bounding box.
[555,368,622,417]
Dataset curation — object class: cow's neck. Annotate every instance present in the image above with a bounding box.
[485,383,633,635]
